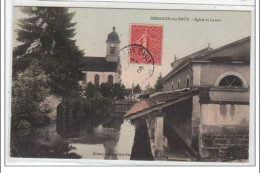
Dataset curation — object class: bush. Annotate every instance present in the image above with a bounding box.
[17,120,31,129]
[12,61,51,128]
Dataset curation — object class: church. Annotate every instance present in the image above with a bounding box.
[79,27,121,88]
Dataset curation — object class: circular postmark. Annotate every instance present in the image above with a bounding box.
[119,44,155,84]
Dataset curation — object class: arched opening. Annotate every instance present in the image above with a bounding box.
[214,71,248,88]
[108,75,113,84]
[110,44,115,54]
[177,81,180,89]
[186,78,190,88]
[94,74,100,86]
[171,81,174,91]
[219,75,243,88]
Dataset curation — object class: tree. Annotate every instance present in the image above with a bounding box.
[99,82,127,100]
[154,73,163,90]
[85,82,99,98]
[133,84,141,94]
[99,82,113,98]
[13,7,84,96]
[125,88,133,96]
[12,61,51,128]
[111,83,127,100]
[145,83,154,93]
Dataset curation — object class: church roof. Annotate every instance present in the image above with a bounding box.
[80,56,118,72]
[106,27,120,43]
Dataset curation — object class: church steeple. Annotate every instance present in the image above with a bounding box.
[106,27,120,62]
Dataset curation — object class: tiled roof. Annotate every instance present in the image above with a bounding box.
[80,56,118,72]
[170,47,212,70]
[124,88,198,118]
[164,47,212,81]
[192,36,250,62]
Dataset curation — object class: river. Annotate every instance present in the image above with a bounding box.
[10,117,153,160]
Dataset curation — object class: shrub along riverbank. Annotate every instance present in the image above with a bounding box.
[56,82,129,136]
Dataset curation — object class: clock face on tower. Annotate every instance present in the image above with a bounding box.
[111,44,115,47]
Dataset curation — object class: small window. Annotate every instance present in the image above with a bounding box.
[171,81,174,91]
[177,81,180,89]
[95,74,100,86]
[108,75,113,84]
[186,78,190,88]
[219,75,243,87]
[110,45,115,54]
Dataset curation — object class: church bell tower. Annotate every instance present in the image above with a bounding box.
[106,27,120,62]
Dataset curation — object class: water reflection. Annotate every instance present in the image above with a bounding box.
[11,108,156,161]
[11,121,81,159]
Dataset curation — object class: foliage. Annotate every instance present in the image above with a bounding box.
[111,83,127,100]
[12,61,51,128]
[13,7,84,96]
[144,83,155,93]
[99,82,113,98]
[17,120,31,129]
[133,84,141,94]
[125,88,133,96]
[57,82,129,134]
[88,82,128,100]
[85,82,99,98]
[154,73,163,91]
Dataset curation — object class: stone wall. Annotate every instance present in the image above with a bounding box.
[201,132,248,160]
[199,103,249,161]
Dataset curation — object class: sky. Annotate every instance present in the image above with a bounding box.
[12,7,251,88]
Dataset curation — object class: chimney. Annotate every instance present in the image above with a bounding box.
[174,54,178,62]
[208,43,211,50]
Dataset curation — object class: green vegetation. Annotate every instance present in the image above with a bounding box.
[11,61,51,129]
[12,7,84,128]
[13,7,83,96]
[133,84,141,94]
[57,82,130,129]
[154,73,163,91]
[142,73,164,93]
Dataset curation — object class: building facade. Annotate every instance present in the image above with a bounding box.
[162,36,250,160]
[125,36,250,161]
[79,27,122,87]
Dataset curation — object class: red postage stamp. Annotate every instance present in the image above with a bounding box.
[129,24,163,65]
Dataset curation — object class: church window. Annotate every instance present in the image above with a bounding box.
[95,74,100,86]
[219,75,243,87]
[177,81,180,89]
[171,81,174,91]
[108,75,113,84]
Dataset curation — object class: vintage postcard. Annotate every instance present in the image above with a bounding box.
[8,3,254,165]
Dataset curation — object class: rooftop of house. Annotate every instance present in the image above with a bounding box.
[124,88,199,119]
[164,36,250,81]
[80,56,118,72]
